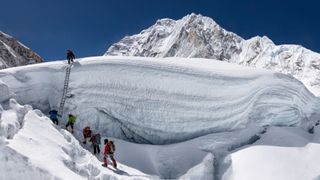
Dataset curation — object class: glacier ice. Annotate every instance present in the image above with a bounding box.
[0,56,318,145]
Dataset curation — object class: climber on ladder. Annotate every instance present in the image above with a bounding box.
[66,49,75,64]
[59,50,73,116]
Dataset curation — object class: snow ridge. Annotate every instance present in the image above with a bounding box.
[0,57,320,179]
[0,56,317,145]
[105,13,320,96]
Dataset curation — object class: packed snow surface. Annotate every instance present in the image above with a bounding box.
[225,126,320,180]
[0,56,318,145]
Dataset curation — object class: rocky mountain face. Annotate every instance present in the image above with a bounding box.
[105,13,320,96]
[0,31,43,69]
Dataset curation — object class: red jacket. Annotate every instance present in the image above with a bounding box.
[104,144,110,155]
[83,127,91,138]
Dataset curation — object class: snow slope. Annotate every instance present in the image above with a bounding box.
[105,13,320,96]
[225,126,320,180]
[0,56,318,145]
[0,84,152,179]
[0,31,43,69]
[109,124,263,179]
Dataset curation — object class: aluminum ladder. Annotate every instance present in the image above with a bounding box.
[59,64,71,116]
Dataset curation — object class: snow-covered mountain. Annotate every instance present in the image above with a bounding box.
[0,31,43,69]
[105,13,320,96]
[1,57,320,179]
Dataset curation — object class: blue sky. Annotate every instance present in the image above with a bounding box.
[0,0,319,61]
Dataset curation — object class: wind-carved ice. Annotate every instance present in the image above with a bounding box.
[0,56,318,145]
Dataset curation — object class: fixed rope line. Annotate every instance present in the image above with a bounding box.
[59,64,72,116]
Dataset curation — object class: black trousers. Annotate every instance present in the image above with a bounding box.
[68,57,74,64]
[52,119,58,125]
[93,144,100,154]
[65,122,74,131]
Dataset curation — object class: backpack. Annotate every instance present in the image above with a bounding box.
[49,110,58,120]
[108,140,115,153]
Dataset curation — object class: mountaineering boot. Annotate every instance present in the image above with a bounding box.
[66,94,74,98]
[112,160,117,169]
[102,157,108,167]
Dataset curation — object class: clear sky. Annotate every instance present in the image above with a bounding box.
[0,0,319,61]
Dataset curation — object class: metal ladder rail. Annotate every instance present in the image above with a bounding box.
[59,65,71,116]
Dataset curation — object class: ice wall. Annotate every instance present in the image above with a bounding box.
[0,56,318,144]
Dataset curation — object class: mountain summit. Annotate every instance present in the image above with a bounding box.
[0,31,43,69]
[105,13,320,96]
[106,13,243,60]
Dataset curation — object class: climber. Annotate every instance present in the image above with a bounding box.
[65,114,76,133]
[90,133,101,154]
[103,139,117,168]
[49,109,59,125]
[82,126,92,144]
[66,49,75,64]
